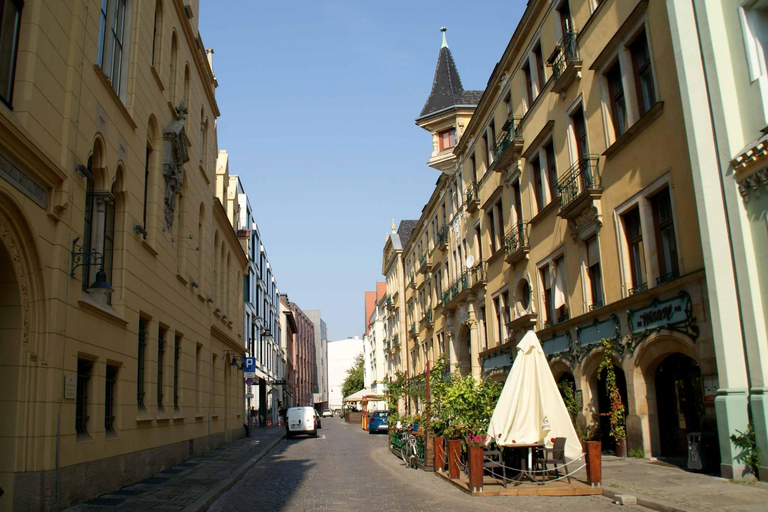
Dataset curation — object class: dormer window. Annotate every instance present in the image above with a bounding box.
[439,128,456,151]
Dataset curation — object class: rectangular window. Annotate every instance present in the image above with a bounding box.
[545,141,558,200]
[488,121,496,163]
[652,188,679,280]
[439,128,456,151]
[488,209,497,254]
[554,256,569,321]
[534,43,545,93]
[76,358,93,437]
[630,30,656,116]
[82,169,95,291]
[195,343,201,411]
[244,274,250,302]
[173,334,181,410]
[522,61,533,107]
[607,60,628,138]
[541,266,554,324]
[571,107,589,160]
[623,207,646,292]
[137,317,147,408]
[480,306,487,351]
[105,364,118,434]
[494,200,504,251]
[558,0,573,36]
[532,156,544,212]
[493,296,502,345]
[586,236,603,308]
[513,180,522,222]
[501,291,511,329]
[0,0,23,107]
[157,326,166,410]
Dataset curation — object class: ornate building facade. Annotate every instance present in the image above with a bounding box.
[380,0,741,476]
[0,1,247,508]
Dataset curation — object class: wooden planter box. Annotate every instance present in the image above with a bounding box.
[468,445,484,493]
[447,439,462,479]
[434,436,445,472]
[585,440,602,486]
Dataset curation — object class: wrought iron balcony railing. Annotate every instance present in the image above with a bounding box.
[656,270,680,285]
[556,155,601,212]
[548,31,580,84]
[393,334,399,346]
[465,180,480,212]
[425,309,433,324]
[490,115,523,171]
[629,282,648,295]
[437,225,449,248]
[504,221,530,262]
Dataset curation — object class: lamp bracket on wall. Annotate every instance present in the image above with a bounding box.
[70,237,104,278]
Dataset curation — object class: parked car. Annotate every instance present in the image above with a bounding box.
[322,408,333,418]
[285,406,318,438]
[368,410,389,434]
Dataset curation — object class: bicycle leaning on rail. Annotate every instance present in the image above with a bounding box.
[398,428,419,469]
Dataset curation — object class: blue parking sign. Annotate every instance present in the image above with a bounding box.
[244,357,256,373]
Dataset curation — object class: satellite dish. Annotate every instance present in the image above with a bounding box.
[465,255,475,268]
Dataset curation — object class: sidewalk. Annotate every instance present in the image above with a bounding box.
[601,456,768,511]
[66,427,285,512]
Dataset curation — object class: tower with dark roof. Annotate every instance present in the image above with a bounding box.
[416,28,483,175]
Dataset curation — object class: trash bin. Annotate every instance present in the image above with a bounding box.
[687,432,705,470]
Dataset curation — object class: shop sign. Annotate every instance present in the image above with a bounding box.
[482,351,511,375]
[542,332,571,356]
[0,150,48,208]
[626,292,699,349]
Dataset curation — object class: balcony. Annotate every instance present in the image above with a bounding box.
[504,221,530,265]
[409,323,417,338]
[393,334,399,347]
[440,261,486,311]
[547,31,582,94]
[408,274,416,289]
[556,156,602,219]
[490,115,524,173]
[419,253,432,274]
[385,296,392,309]
[465,180,480,213]
[437,225,449,250]
[421,308,434,329]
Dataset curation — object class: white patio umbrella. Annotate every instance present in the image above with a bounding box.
[486,330,582,460]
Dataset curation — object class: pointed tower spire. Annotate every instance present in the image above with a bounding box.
[416,27,483,121]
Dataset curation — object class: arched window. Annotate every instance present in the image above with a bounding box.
[170,31,178,104]
[82,139,115,299]
[97,0,132,99]
[151,0,162,67]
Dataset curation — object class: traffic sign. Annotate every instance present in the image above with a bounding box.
[270,379,286,386]
[245,393,254,399]
[245,378,254,386]
[244,357,256,378]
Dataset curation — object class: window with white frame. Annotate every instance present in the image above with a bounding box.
[741,0,768,81]
[538,253,568,326]
[521,39,546,112]
[622,206,646,293]
[585,236,603,309]
[599,24,659,145]
[529,138,558,213]
[97,0,131,99]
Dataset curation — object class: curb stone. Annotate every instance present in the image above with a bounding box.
[602,487,695,512]
[182,433,286,512]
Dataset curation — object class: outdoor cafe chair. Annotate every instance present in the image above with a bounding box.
[534,437,569,483]
[483,448,507,488]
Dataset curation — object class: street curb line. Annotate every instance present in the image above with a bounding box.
[602,487,695,512]
[183,434,286,512]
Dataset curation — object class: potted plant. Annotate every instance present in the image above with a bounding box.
[598,338,627,457]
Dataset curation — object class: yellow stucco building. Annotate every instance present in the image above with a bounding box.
[0,1,247,509]
[383,0,733,473]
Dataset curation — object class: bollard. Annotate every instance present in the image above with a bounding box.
[585,440,602,486]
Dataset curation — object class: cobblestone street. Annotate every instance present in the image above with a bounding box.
[209,419,621,511]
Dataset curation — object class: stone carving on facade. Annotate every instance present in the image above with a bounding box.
[456,300,469,327]
[501,164,521,187]
[737,167,768,203]
[162,101,190,231]
[0,219,30,345]
[569,205,602,240]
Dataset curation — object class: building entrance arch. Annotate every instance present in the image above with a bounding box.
[655,353,703,457]
[595,364,628,453]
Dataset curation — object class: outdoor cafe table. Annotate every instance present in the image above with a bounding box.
[508,442,545,483]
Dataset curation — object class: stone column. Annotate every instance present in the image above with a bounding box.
[445,311,458,373]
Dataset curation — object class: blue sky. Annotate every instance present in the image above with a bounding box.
[199,1,525,340]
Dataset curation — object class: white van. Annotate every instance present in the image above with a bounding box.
[285,406,317,438]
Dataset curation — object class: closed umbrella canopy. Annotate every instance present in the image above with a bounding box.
[486,330,582,460]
